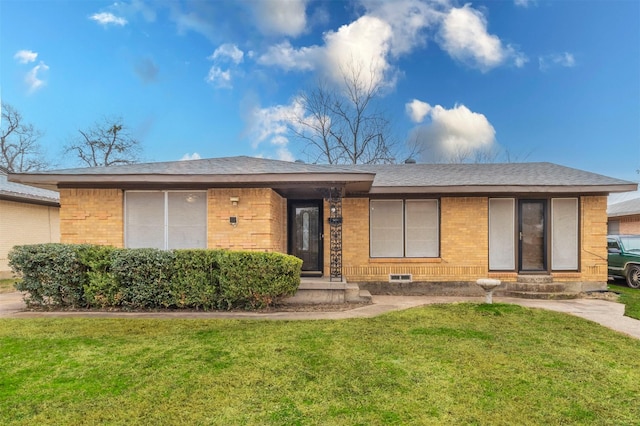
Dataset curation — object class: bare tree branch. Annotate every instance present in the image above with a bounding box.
[289,62,398,165]
[64,117,141,167]
[0,103,49,172]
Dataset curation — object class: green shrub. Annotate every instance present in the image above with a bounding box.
[111,248,175,309]
[217,251,302,309]
[79,246,123,308]
[9,244,302,311]
[8,244,90,308]
[171,249,221,310]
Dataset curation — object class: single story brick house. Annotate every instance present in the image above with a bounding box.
[608,197,640,235]
[8,156,637,295]
[0,166,60,278]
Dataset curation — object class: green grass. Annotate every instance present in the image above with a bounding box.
[0,278,19,294]
[1,303,639,425]
[609,282,640,320]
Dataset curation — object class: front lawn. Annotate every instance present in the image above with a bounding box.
[609,282,640,320]
[1,303,639,425]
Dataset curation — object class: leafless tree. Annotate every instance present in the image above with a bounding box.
[290,63,399,164]
[65,117,141,167]
[0,103,49,172]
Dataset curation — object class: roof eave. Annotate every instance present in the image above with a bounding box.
[368,184,638,194]
[0,193,60,207]
[9,172,376,191]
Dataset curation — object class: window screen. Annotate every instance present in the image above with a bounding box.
[370,199,439,258]
[405,200,439,257]
[126,191,207,249]
[489,198,515,270]
[370,200,403,257]
[551,198,578,270]
[168,192,207,249]
[125,192,165,249]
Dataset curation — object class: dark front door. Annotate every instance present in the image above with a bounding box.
[289,201,323,274]
[519,200,547,272]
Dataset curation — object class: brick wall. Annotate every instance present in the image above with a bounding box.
[618,215,640,235]
[340,197,488,282]
[207,188,286,252]
[569,195,607,282]
[339,195,607,284]
[60,189,123,247]
[0,200,60,277]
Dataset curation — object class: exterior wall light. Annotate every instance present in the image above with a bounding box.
[230,196,239,206]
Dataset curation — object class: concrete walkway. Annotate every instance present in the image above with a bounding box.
[2,291,640,340]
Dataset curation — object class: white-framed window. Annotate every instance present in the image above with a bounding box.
[125,190,207,249]
[551,198,578,270]
[489,198,515,270]
[370,199,439,258]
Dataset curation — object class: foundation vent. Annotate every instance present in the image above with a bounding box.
[389,274,412,283]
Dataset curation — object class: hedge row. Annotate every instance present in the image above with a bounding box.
[8,244,302,310]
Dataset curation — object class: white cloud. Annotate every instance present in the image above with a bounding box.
[25,62,49,94]
[361,0,441,57]
[258,1,443,89]
[276,147,295,161]
[206,66,232,89]
[14,50,38,64]
[90,12,128,26]
[206,44,246,89]
[251,0,309,37]
[409,101,497,163]
[322,15,394,88]
[210,44,244,64]
[169,3,217,40]
[539,52,576,71]
[258,41,320,71]
[405,99,432,123]
[180,153,202,161]
[247,98,305,149]
[438,4,526,71]
[514,0,536,7]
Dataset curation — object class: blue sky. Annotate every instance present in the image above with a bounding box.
[2,0,639,189]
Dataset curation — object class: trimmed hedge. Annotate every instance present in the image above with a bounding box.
[8,244,302,310]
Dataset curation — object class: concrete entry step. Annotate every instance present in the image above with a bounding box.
[517,275,553,284]
[282,278,371,305]
[506,282,567,293]
[501,291,581,300]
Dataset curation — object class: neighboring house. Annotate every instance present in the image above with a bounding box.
[608,198,640,235]
[8,157,637,294]
[0,166,60,278]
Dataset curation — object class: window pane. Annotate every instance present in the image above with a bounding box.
[370,200,403,257]
[168,192,207,249]
[489,198,515,270]
[405,200,438,257]
[551,198,578,270]
[126,192,165,249]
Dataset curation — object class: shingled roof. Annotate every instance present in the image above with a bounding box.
[608,197,640,218]
[356,162,636,194]
[7,156,637,195]
[0,166,59,206]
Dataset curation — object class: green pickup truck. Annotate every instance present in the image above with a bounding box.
[607,235,640,288]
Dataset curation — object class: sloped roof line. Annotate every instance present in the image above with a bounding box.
[0,168,60,205]
[608,197,640,217]
[7,156,637,195]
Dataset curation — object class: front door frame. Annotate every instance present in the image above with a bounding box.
[287,199,324,276]
[518,199,548,273]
